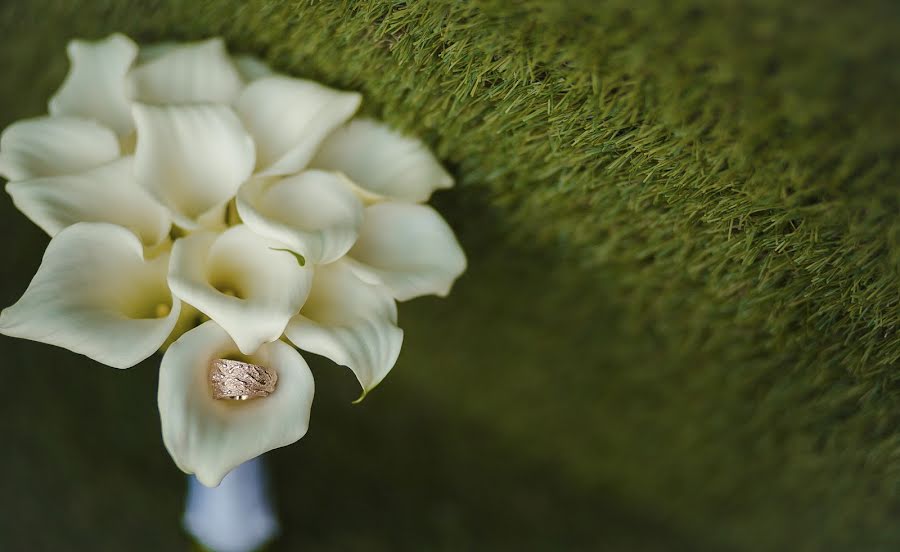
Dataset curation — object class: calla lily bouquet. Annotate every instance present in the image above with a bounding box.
[0,34,466,488]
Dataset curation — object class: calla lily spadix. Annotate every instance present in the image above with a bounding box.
[0,33,466,488]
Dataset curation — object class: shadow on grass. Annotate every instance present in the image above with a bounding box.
[271,358,692,551]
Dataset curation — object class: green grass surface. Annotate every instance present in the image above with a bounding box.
[0,1,897,550]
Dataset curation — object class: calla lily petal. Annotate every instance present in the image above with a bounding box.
[236,170,364,264]
[133,103,255,228]
[0,223,180,368]
[0,116,120,182]
[348,203,467,301]
[235,76,361,176]
[285,260,402,396]
[7,156,170,246]
[311,118,453,203]
[159,321,314,487]
[168,225,312,355]
[233,55,275,82]
[49,33,138,136]
[129,38,244,105]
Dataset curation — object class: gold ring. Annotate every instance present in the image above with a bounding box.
[209,358,277,400]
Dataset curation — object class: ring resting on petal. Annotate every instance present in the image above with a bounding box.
[209,358,278,400]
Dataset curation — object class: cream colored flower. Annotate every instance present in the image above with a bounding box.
[0,34,466,486]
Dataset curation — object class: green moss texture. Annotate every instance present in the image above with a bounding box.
[0,1,897,550]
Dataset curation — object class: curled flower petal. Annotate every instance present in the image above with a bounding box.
[0,116,120,182]
[159,321,314,487]
[233,55,275,82]
[7,157,170,246]
[285,260,402,397]
[133,103,255,228]
[347,203,467,301]
[235,76,361,176]
[311,118,453,203]
[129,38,243,105]
[0,223,181,368]
[168,225,312,355]
[49,33,137,136]
[236,171,364,264]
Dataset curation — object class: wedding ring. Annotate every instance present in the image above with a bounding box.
[209,358,277,400]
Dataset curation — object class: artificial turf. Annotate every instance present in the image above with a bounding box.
[0,1,897,550]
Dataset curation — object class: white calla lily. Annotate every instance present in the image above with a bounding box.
[311,118,454,203]
[129,38,244,105]
[167,225,313,355]
[49,33,138,136]
[235,76,361,176]
[236,170,364,264]
[132,102,255,228]
[7,156,170,246]
[285,260,402,398]
[347,202,467,301]
[0,223,180,368]
[0,116,120,181]
[159,321,314,487]
[0,34,467,494]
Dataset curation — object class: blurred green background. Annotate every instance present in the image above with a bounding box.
[0,1,898,550]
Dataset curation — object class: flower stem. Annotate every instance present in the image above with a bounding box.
[183,457,279,552]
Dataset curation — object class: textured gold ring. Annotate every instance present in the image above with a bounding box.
[209,359,277,400]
